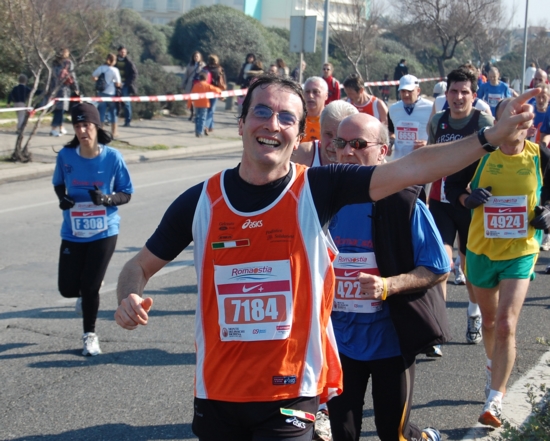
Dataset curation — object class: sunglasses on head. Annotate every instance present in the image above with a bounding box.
[250,104,298,127]
[332,137,381,150]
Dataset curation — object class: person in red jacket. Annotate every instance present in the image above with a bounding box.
[322,63,340,105]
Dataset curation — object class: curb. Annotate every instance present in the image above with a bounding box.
[0,140,243,185]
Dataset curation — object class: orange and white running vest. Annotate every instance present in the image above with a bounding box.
[192,163,342,403]
[347,95,381,120]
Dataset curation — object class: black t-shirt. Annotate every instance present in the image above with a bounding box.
[146,163,375,261]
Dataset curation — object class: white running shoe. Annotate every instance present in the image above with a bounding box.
[60,127,67,135]
[466,313,482,344]
[313,409,332,441]
[82,332,101,356]
[75,297,82,317]
[421,427,442,440]
[485,366,492,400]
[50,129,60,137]
[454,265,466,285]
[478,398,502,428]
[541,234,550,251]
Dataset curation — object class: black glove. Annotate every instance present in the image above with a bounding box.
[464,186,492,209]
[59,195,75,210]
[530,205,550,230]
[88,185,111,206]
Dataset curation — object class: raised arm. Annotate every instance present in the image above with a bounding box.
[368,88,539,201]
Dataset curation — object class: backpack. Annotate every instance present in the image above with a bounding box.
[95,72,107,93]
[211,67,227,91]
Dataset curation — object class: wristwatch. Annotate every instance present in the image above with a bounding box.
[477,127,499,152]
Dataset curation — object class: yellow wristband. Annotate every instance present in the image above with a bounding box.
[381,277,388,301]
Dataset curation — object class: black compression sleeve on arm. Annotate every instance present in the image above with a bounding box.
[54,184,67,201]
[105,192,131,206]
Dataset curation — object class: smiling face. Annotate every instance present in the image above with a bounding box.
[73,122,98,151]
[238,85,304,182]
[320,117,341,164]
[445,80,475,119]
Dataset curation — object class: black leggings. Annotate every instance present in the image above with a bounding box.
[327,353,421,441]
[58,236,117,333]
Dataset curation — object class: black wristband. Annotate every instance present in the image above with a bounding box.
[478,127,499,152]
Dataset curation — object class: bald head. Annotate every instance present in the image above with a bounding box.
[336,113,389,166]
[533,68,547,84]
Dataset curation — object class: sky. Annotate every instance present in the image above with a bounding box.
[504,0,550,28]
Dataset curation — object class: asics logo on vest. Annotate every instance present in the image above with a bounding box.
[285,417,306,429]
[242,219,263,229]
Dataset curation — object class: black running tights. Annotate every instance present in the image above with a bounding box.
[58,236,117,333]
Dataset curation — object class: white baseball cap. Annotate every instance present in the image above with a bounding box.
[398,75,420,91]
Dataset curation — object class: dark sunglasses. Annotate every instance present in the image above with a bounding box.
[332,137,381,150]
[250,104,298,127]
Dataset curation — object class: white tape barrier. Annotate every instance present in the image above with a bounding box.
[0,76,445,114]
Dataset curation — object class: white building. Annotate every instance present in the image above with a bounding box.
[112,0,369,28]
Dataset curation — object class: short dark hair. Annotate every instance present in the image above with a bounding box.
[446,68,478,93]
[117,45,126,51]
[238,75,307,135]
[343,74,364,93]
[198,71,208,81]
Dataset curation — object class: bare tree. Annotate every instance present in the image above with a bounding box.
[311,0,382,82]
[526,28,550,70]
[0,0,111,162]
[397,0,503,77]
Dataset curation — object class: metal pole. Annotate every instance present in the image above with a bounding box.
[322,0,329,64]
[521,0,529,90]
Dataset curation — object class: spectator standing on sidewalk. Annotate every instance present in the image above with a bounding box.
[182,51,206,122]
[237,53,257,88]
[50,48,79,137]
[204,54,226,136]
[276,58,290,78]
[393,59,408,100]
[8,74,31,134]
[92,53,122,139]
[379,74,390,104]
[188,71,222,138]
[116,45,138,127]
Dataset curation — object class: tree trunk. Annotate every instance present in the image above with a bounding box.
[437,58,446,78]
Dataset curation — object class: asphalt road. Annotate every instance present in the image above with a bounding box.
[1,151,549,441]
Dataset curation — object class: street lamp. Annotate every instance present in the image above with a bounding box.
[521,0,529,90]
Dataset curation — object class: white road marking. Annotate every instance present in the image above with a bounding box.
[462,349,550,440]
